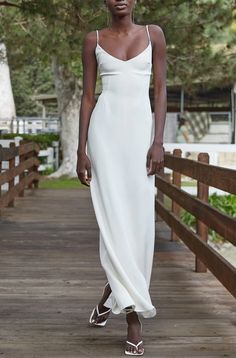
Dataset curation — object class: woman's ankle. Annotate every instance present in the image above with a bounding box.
[98,284,112,311]
[126,311,140,324]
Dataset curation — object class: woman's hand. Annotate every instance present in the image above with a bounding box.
[76,151,92,187]
[146,142,165,176]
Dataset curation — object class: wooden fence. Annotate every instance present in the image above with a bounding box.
[155,148,236,299]
[0,141,40,213]
[1,141,235,300]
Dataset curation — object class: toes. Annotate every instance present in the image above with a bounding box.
[99,312,109,322]
[126,344,143,355]
[128,346,133,353]
[94,311,109,324]
[138,346,144,354]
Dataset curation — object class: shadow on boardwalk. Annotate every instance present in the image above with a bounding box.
[0,188,235,358]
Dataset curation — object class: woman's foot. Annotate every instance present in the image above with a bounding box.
[125,311,144,355]
[89,282,112,325]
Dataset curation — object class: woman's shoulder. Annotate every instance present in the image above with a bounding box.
[147,24,166,47]
[147,24,165,35]
[85,27,110,43]
[82,30,99,49]
[84,30,97,41]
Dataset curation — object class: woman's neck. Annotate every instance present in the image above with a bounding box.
[109,15,135,33]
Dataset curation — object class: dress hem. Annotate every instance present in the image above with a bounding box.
[107,302,157,319]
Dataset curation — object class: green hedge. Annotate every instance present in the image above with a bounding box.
[0,133,60,149]
[181,193,236,243]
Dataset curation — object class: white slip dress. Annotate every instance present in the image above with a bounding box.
[86,25,157,318]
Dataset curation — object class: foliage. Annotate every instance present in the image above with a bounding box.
[0,1,105,74]
[0,132,59,149]
[0,0,235,92]
[136,0,236,91]
[40,167,55,175]
[180,192,236,242]
[209,192,236,217]
[11,60,54,116]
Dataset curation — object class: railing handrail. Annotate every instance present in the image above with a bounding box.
[163,143,236,152]
[155,148,236,299]
[164,153,236,194]
[0,141,40,212]
[155,174,236,245]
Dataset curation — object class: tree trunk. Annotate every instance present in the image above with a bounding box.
[49,56,82,178]
[0,42,16,133]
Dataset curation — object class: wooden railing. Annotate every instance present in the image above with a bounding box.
[0,141,40,213]
[155,148,236,299]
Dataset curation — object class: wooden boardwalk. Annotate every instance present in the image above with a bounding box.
[0,188,235,358]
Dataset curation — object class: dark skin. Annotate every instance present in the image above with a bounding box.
[77,0,167,354]
[77,0,167,187]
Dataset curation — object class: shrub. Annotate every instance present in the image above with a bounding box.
[180,193,236,243]
[0,133,60,149]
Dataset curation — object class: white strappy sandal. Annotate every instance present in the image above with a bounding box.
[89,282,111,327]
[125,340,144,356]
[124,309,144,356]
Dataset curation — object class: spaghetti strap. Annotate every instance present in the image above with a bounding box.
[96,30,99,45]
[146,24,151,43]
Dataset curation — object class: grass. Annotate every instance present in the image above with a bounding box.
[38,176,232,244]
[181,180,197,187]
[39,176,88,189]
[38,177,197,190]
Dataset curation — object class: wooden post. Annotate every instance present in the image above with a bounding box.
[156,169,165,222]
[19,140,25,197]
[196,152,209,272]
[0,144,2,217]
[33,145,39,189]
[171,148,182,241]
[155,148,167,222]
[27,150,33,190]
[8,142,15,207]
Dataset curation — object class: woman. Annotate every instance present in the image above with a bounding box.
[176,116,191,143]
[176,116,194,158]
[76,0,167,355]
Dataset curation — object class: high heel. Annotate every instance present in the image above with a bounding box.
[89,282,111,327]
[125,313,144,356]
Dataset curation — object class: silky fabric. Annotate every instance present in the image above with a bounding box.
[87,25,157,318]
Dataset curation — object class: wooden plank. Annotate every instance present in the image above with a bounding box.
[171,148,182,242]
[0,146,2,217]
[7,143,16,207]
[196,152,209,272]
[0,146,18,161]
[0,142,40,162]
[0,188,235,357]
[155,198,236,298]
[0,172,40,209]
[164,153,236,194]
[0,157,39,186]
[18,140,26,198]
[155,175,236,246]
[18,142,40,156]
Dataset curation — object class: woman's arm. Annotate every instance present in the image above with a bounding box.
[76,31,97,186]
[152,24,167,146]
[180,125,190,142]
[146,24,167,175]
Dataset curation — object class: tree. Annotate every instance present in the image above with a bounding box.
[0,0,235,176]
[0,0,105,177]
[0,42,16,132]
[137,0,236,91]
